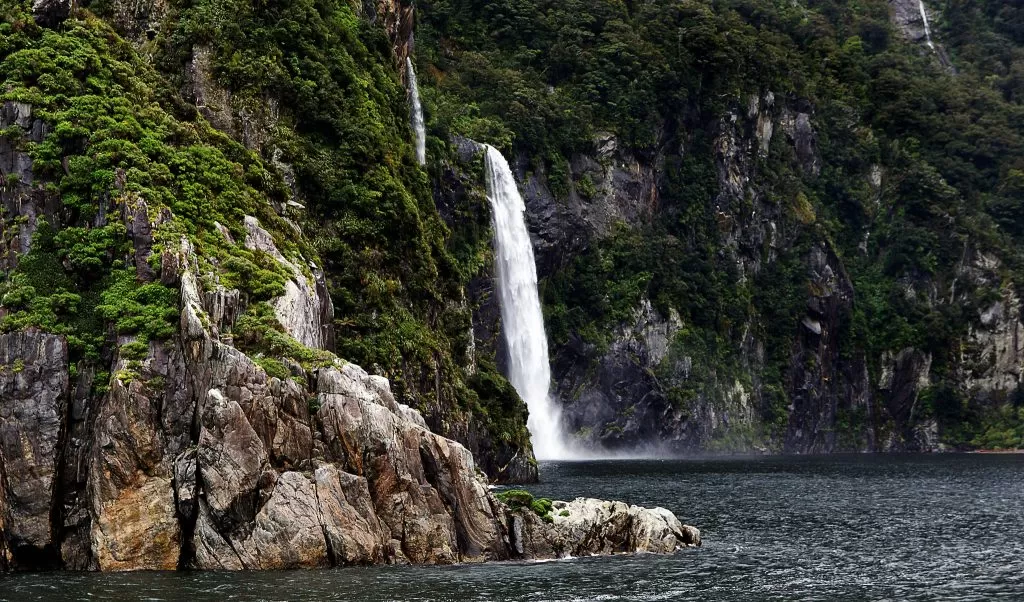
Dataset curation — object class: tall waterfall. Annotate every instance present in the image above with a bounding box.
[407,58,426,166]
[483,145,570,460]
[918,0,935,50]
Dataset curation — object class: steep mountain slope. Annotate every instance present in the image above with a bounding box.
[0,0,537,483]
[0,0,536,571]
[414,0,1024,453]
[3,0,1024,573]
[0,0,713,572]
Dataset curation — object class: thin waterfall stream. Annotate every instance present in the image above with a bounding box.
[483,145,571,460]
[407,57,426,165]
[918,0,935,50]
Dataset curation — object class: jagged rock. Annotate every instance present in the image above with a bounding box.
[313,465,388,565]
[316,364,468,564]
[183,46,234,135]
[122,199,156,281]
[558,299,700,451]
[100,0,167,45]
[87,339,189,571]
[1,101,53,272]
[515,133,659,276]
[0,238,697,573]
[889,0,931,45]
[196,389,267,533]
[960,252,1024,400]
[0,332,68,567]
[173,449,198,523]
[879,348,935,450]
[364,0,415,72]
[32,0,71,26]
[785,244,865,454]
[243,216,333,350]
[232,471,330,569]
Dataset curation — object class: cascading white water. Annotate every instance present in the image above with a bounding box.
[483,145,570,460]
[407,58,427,166]
[918,0,935,50]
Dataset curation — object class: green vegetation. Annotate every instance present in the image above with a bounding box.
[0,0,533,464]
[3,0,1023,459]
[973,405,1024,451]
[0,2,300,367]
[496,489,555,522]
[415,0,1024,448]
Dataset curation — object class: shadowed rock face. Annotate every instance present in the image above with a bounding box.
[0,332,68,568]
[0,238,699,572]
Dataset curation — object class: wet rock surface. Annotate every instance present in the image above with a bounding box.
[0,332,69,568]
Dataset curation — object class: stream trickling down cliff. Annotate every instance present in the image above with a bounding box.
[407,57,426,166]
[918,0,936,49]
[484,145,570,460]
[3,454,1021,601]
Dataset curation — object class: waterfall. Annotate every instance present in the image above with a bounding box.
[407,58,426,166]
[483,145,570,460]
[918,0,935,50]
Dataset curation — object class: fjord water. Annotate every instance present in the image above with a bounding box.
[483,146,569,460]
[3,454,1022,601]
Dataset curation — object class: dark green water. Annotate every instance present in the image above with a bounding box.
[2,454,1022,601]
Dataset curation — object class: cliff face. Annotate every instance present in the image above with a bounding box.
[411,0,1024,455]
[512,97,1024,454]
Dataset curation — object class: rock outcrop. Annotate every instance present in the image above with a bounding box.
[364,0,415,73]
[511,498,700,560]
[0,237,699,572]
[889,0,932,46]
[0,101,53,273]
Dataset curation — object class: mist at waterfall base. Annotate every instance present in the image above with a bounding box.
[406,58,426,166]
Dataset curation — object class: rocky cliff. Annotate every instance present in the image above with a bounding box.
[415,0,1024,454]
[0,267,699,569]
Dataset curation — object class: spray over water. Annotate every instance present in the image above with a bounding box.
[483,145,570,460]
[407,58,426,166]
